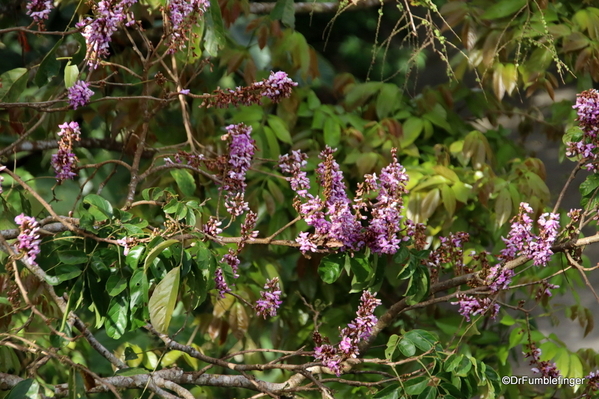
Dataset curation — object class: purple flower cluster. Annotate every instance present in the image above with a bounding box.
[67,80,94,109]
[51,122,81,182]
[26,0,54,26]
[166,0,209,54]
[221,123,255,217]
[201,71,297,108]
[486,265,514,292]
[314,291,381,376]
[535,280,559,300]
[360,148,410,254]
[76,0,138,69]
[14,214,41,266]
[253,71,299,102]
[451,294,499,322]
[214,267,230,298]
[566,89,599,170]
[278,150,310,198]
[255,278,283,318]
[202,216,222,237]
[500,202,560,266]
[586,370,599,393]
[524,346,560,378]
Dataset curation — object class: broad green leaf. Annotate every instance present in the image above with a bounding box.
[106,274,128,296]
[323,118,341,147]
[68,366,87,399]
[433,165,459,183]
[129,268,149,314]
[83,194,113,218]
[441,184,456,217]
[105,296,129,339]
[6,379,40,399]
[481,0,526,20]
[423,104,452,133]
[385,334,400,360]
[144,239,178,271]
[270,0,295,28]
[149,266,181,334]
[373,383,400,399]
[268,114,293,144]
[47,265,83,285]
[161,350,184,367]
[35,38,63,87]
[508,327,526,349]
[580,174,599,197]
[318,253,344,284]
[58,250,88,265]
[170,169,196,197]
[126,246,146,269]
[398,337,416,357]
[400,117,424,148]
[0,68,28,102]
[404,329,437,352]
[494,188,512,228]
[204,1,226,56]
[452,181,471,203]
[64,61,79,89]
[376,84,399,119]
[344,82,383,108]
[404,376,428,395]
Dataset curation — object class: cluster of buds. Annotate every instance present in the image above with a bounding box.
[427,232,469,276]
[165,0,210,54]
[220,123,255,217]
[14,214,42,266]
[524,344,560,378]
[51,122,81,182]
[451,294,499,322]
[314,291,381,376]
[164,151,205,168]
[200,71,298,108]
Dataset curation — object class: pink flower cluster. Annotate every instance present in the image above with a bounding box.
[166,0,210,54]
[524,346,560,378]
[221,123,255,217]
[51,122,81,182]
[282,147,415,255]
[76,0,137,69]
[451,294,499,322]
[500,202,559,266]
[255,278,283,318]
[486,264,514,292]
[15,214,41,266]
[26,0,54,26]
[314,291,381,376]
[68,80,94,109]
[566,89,599,170]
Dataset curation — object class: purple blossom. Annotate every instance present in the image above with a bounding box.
[221,249,240,278]
[279,150,310,198]
[296,231,318,253]
[51,122,81,182]
[76,0,138,69]
[524,346,560,378]
[221,123,255,217]
[536,280,559,300]
[67,80,94,109]
[313,291,381,376]
[255,278,283,318]
[566,89,599,169]
[202,216,223,237]
[166,0,209,53]
[214,267,230,298]
[361,148,410,255]
[26,0,54,25]
[451,294,500,322]
[253,71,298,102]
[500,203,560,267]
[486,265,514,292]
[586,370,599,392]
[14,214,41,266]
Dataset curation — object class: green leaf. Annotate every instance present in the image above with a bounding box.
[0,68,28,102]
[144,239,179,271]
[105,296,129,339]
[404,376,428,395]
[83,194,113,218]
[35,38,63,87]
[404,329,437,352]
[323,118,341,147]
[64,61,79,89]
[404,264,430,304]
[270,0,295,28]
[373,383,400,399]
[400,117,424,148]
[126,246,146,269]
[494,187,512,228]
[129,268,149,314]
[398,337,416,357]
[580,174,599,197]
[441,184,456,217]
[268,115,293,144]
[58,250,88,265]
[204,0,226,56]
[106,274,128,296]
[376,84,399,119]
[68,366,88,399]
[318,253,344,284]
[6,379,40,399]
[423,104,452,133]
[149,266,181,334]
[481,0,527,20]
[508,327,526,349]
[385,334,400,360]
[170,169,196,197]
[47,265,83,285]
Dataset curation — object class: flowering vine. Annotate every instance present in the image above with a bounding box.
[255,278,283,318]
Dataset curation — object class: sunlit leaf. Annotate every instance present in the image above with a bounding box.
[149,266,181,334]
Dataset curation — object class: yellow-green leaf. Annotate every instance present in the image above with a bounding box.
[149,266,180,334]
